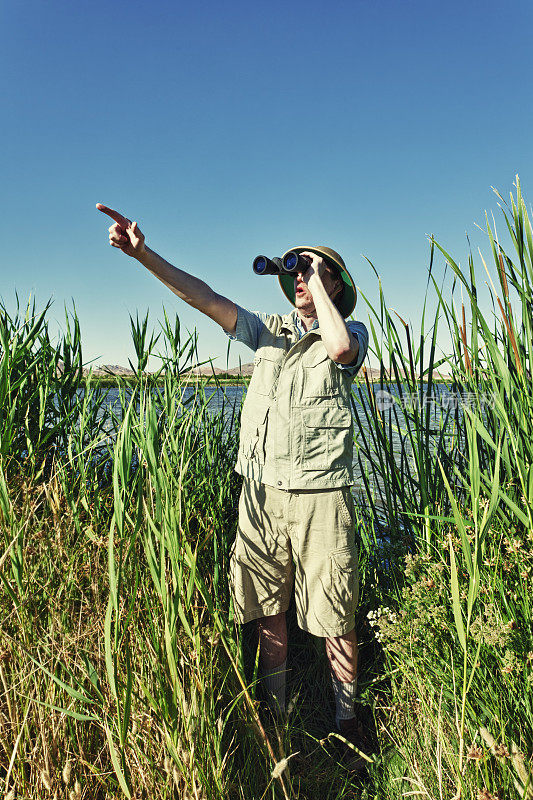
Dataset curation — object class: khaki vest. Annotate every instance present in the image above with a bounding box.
[235,312,355,490]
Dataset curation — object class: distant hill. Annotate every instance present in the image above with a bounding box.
[182,362,255,377]
[225,363,255,376]
[82,364,137,377]
[80,362,257,378]
[76,362,450,381]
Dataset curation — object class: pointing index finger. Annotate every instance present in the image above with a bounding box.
[96,203,130,227]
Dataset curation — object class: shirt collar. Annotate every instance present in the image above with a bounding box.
[280,309,319,339]
[294,315,319,338]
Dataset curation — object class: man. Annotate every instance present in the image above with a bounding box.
[96,204,369,751]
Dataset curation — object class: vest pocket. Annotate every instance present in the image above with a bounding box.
[300,406,352,471]
[239,403,269,464]
[303,352,339,398]
[248,355,281,397]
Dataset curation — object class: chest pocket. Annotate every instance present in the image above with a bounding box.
[248,356,281,397]
[303,350,339,399]
[248,343,285,397]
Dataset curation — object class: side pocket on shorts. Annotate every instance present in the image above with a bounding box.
[330,544,359,613]
[335,488,354,527]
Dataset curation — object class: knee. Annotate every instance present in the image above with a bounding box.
[325,628,358,663]
[257,611,286,636]
[257,612,287,666]
[326,629,358,682]
[338,627,357,645]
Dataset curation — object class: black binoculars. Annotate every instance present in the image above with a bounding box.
[252,251,310,275]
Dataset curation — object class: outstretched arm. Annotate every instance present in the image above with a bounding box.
[96,204,238,333]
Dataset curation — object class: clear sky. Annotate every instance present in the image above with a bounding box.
[2,0,532,370]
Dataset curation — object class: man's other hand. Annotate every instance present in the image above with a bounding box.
[96,204,146,259]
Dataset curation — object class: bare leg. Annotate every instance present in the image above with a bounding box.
[326,628,358,726]
[257,611,287,669]
[325,627,358,682]
[256,612,288,714]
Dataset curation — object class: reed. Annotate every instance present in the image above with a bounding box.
[1,179,532,798]
[0,308,360,798]
[355,177,532,800]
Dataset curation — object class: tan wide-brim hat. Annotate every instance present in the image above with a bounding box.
[278,245,357,319]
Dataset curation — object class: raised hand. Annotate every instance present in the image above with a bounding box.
[96,203,146,258]
[299,251,326,283]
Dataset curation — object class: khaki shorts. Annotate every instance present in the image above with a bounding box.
[229,479,359,637]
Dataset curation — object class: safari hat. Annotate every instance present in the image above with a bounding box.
[278,246,357,319]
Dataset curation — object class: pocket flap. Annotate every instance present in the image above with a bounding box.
[253,350,282,365]
[242,399,269,424]
[301,407,352,429]
[331,545,358,570]
[304,350,330,368]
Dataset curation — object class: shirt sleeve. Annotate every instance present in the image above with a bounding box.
[335,321,369,377]
[223,305,273,352]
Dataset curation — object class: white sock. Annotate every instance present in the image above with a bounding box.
[261,659,287,714]
[331,673,357,728]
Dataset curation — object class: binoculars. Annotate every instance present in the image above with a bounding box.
[253,251,310,275]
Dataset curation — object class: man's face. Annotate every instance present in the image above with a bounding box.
[294,260,342,316]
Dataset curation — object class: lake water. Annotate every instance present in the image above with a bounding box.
[96,381,471,506]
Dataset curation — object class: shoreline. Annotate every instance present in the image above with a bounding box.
[81,375,452,388]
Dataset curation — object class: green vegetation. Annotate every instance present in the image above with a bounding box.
[351,177,533,800]
[0,179,532,799]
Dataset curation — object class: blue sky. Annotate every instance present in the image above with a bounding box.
[2,0,532,370]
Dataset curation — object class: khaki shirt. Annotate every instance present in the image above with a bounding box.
[227,307,368,490]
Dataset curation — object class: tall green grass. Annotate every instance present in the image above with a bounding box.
[1,178,532,799]
[353,177,532,800]
[0,306,363,799]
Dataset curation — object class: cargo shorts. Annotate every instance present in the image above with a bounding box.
[229,478,359,638]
